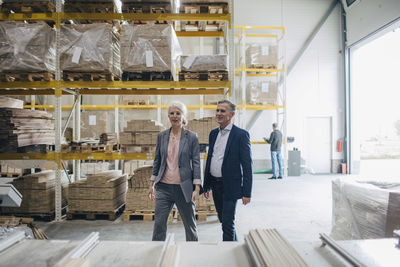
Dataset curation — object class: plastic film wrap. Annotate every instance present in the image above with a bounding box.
[180,55,228,72]
[0,22,55,73]
[120,24,182,72]
[331,178,400,240]
[246,43,278,68]
[60,23,121,76]
[246,81,278,105]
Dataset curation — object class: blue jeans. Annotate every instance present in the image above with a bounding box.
[271,151,283,177]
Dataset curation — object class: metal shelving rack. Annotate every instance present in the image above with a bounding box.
[0,0,234,221]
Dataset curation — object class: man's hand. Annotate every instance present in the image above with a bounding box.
[192,185,200,202]
[204,192,210,199]
[263,137,268,142]
[148,184,155,201]
[242,197,251,205]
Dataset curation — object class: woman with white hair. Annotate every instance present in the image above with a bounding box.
[148,101,201,241]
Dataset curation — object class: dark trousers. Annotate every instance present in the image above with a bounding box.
[210,179,238,241]
[152,182,198,242]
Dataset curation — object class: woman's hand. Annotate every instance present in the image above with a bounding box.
[192,184,200,202]
[148,183,155,201]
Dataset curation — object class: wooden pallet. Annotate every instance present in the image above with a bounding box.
[120,145,155,153]
[179,3,228,14]
[179,71,228,81]
[249,64,277,70]
[175,210,218,222]
[122,2,172,14]
[123,209,174,222]
[0,172,22,178]
[67,204,125,221]
[62,143,119,153]
[62,71,120,82]
[122,71,172,81]
[0,72,55,82]
[0,206,67,222]
[1,1,55,13]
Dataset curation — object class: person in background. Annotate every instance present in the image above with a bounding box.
[149,101,201,241]
[264,123,283,179]
[203,100,253,241]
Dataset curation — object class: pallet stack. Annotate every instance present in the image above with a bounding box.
[0,107,55,153]
[179,55,228,81]
[247,81,278,106]
[122,0,172,14]
[123,160,154,175]
[1,171,69,220]
[0,163,23,178]
[81,162,110,176]
[120,120,165,152]
[100,132,118,145]
[186,117,218,144]
[246,43,278,70]
[179,0,228,31]
[64,0,117,13]
[1,0,56,13]
[124,165,155,221]
[120,24,181,81]
[0,21,55,82]
[67,171,127,220]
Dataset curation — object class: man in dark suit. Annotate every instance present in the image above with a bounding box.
[203,100,253,241]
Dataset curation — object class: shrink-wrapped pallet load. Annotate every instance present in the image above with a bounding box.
[0,22,55,73]
[60,23,121,77]
[246,43,278,69]
[246,81,278,106]
[120,24,182,74]
[1,171,68,214]
[180,55,228,72]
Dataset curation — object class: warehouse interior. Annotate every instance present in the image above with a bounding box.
[0,0,399,266]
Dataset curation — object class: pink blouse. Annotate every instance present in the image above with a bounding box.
[161,134,181,184]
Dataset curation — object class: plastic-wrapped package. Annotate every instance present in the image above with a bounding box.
[120,24,182,73]
[0,22,55,73]
[246,81,278,105]
[246,43,278,68]
[331,178,400,240]
[180,55,228,72]
[60,23,121,76]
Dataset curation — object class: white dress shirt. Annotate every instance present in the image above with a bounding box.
[210,123,233,178]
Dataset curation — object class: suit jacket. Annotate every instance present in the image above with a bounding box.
[151,128,201,203]
[203,124,253,200]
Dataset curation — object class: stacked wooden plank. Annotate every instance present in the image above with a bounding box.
[186,117,218,144]
[0,108,55,153]
[120,24,181,80]
[67,171,127,219]
[245,229,308,267]
[247,81,278,106]
[0,97,24,109]
[0,22,55,82]
[124,166,154,220]
[60,23,121,81]
[120,120,165,152]
[1,171,69,216]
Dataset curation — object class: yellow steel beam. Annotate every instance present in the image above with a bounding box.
[235,73,278,77]
[176,31,224,37]
[0,13,56,21]
[244,105,283,110]
[0,81,56,89]
[234,68,285,73]
[76,88,226,95]
[234,34,278,38]
[61,81,230,89]
[0,153,57,160]
[251,141,267,145]
[235,25,285,34]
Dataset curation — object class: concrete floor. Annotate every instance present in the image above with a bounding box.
[38,174,343,244]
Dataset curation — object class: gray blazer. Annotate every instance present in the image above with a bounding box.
[151,128,201,203]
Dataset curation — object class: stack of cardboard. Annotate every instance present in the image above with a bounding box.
[0,108,55,152]
[68,171,127,212]
[0,22,55,73]
[123,160,154,175]
[1,171,68,214]
[186,117,218,144]
[81,111,108,139]
[246,81,278,106]
[100,132,118,145]
[81,162,110,176]
[196,192,215,213]
[120,120,165,151]
[125,166,154,211]
[120,24,181,73]
[60,23,121,77]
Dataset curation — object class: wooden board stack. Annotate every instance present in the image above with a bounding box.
[245,229,308,267]
[120,120,165,152]
[186,117,218,144]
[81,162,110,176]
[123,160,154,175]
[0,107,55,153]
[68,171,127,214]
[1,171,68,215]
[125,166,154,212]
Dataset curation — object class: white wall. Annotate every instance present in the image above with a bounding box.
[344,0,400,46]
[235,0,345,171]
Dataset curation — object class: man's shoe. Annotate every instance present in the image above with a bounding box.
[277,176,282,179]
[268,176,276,179]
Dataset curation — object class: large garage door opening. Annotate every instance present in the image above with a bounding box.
[352,28,400,179]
